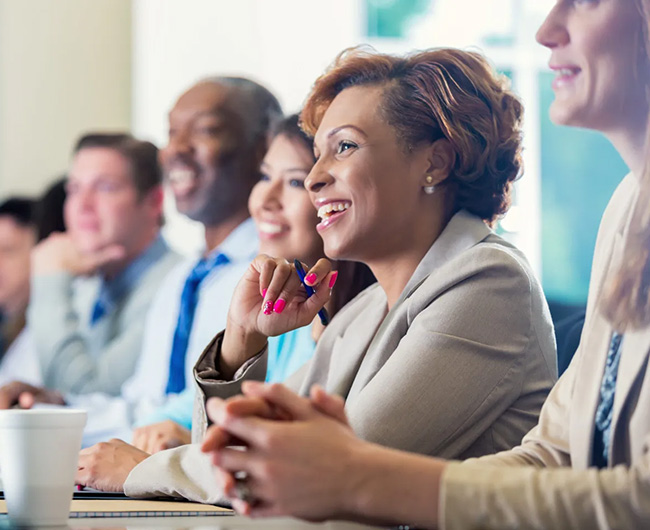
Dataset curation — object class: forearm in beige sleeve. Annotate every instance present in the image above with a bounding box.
[194,331,269,399]
[441,460,650,530]
[124,443,227,505]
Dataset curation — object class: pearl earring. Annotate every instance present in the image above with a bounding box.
[423,175,435,195]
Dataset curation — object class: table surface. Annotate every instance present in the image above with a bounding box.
[0,498,386,529]
[0,515,385,529]
[91,517,383,529]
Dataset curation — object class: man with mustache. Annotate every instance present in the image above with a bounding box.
[1,80,281,452]
[98,77,280,445]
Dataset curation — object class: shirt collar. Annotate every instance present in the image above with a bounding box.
[99,233,169,302]
[203,217,258,264]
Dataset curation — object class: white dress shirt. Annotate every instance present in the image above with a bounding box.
[0,328,42,387]
[68,218,258,446]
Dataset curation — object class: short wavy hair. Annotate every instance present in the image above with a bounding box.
[301,46,524,225]
[74,133,161,199]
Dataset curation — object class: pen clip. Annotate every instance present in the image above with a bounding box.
[293,259,330,326]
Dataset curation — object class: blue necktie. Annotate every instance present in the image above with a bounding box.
[90,288,111,326]
[165,253,230,394]
[593,331,624,467]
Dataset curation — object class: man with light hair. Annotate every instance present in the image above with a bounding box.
[0,133,181,398]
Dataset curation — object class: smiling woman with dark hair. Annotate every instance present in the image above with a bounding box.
[126,114,376,453]
[76,47,557,502]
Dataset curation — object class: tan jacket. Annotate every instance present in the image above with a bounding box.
[124,210,557,503]
[442,174,650,529]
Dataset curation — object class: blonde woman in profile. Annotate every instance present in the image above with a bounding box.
[198,0,650,528]
[75,47,557,500]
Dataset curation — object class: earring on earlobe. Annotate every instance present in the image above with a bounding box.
[423,175,435,195]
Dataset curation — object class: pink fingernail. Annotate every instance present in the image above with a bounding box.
[273,299,286,314]
[328,271,339,288]
[262,288,267,297]
[263,300,273,315]
[305,273,317,285]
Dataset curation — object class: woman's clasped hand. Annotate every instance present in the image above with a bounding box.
[202,381,358,520]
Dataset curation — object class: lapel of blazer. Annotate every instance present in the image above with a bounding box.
[570,303,616,469]
[327,293,387,399]
[610,321,650,460]
[398,210,492,304]
[345,211,492,401]
[604,180,649,464]
[571,215,632,468]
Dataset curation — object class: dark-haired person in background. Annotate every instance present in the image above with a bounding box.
[0,198,41,386]
[35,177,67,241]
[128,114,376,454]
[0,180,69,387]
[0,133,181,401]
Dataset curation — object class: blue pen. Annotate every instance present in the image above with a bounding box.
[293,259,330,326]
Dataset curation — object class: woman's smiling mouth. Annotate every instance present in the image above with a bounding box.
[257,220,289,239]
[550,65,582,90]
[316,200,351,231]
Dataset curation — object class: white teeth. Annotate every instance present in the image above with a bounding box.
[317,202,351,220]
[258,222,284,235]
[168,168,197,185]
[557,68,578,77]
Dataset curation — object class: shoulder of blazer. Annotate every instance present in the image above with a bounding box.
[406,235,537,306]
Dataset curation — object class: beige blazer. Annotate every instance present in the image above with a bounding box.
[124,210,557,503]
[442,174,650,529]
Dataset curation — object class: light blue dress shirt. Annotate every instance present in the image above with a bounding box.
[90,235,169,325]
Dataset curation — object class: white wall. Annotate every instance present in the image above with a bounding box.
[132,0,364,144]
[0,0,132,197]
[132,0,365,253]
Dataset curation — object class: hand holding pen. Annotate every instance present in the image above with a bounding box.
[221,255,338,380]
[224,254,338,352]
[258,256,336,326]
[293,259,331,325]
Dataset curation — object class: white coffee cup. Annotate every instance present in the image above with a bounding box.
[0,409,87,526]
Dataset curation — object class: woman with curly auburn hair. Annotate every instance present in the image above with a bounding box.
[78,47,557,500]
[300,47,525,225]
[199,0,650,528]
